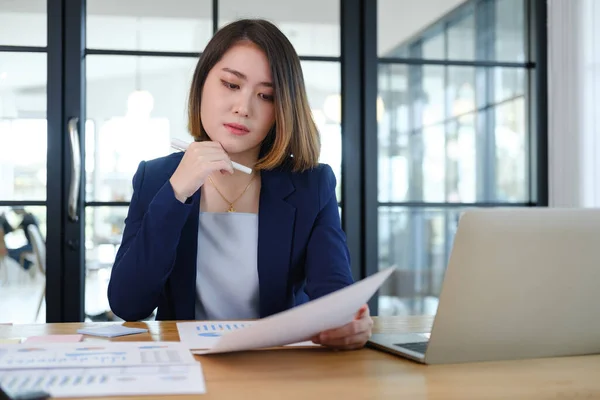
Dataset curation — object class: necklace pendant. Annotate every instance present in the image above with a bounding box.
[227,204,235,213]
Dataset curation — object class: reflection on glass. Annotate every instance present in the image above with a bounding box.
[219,0,340,56]
[448,11,475,60]
[421,124,445,202]
[448,67,476,117]
[495,0,525,62]
[495,98,527,202]
[0,52,47,118]
[494,68,525,104]
[0,205,46,323]
[0,52,47,201]
[302,61,342,200]
[377,0,467,57]
[378,64,409,203]
[446,114,476,203]
[86,55,198,202]
[0,120,47,201]
[378,207,463,316]
[0,1,47,47]
[86,0,212,52]
[420,66,445,128]
[422,30,445,60]
[376,0,530,320]
[85,206,128,321]
[379,64,527,203]
[378,0,526,62]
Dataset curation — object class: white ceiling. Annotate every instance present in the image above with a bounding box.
[0,0,469,95]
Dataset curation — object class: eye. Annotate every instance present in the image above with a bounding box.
[259,93,274,102]
[221,80,239,90]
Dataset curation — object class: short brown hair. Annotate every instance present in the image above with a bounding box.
[187,19,320,172]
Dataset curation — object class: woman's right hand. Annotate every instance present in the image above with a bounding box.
[169,141,234,203]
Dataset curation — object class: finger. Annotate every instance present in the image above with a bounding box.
[193,151,231,164]
[320,320,370,341]
[186,143,223,156]
[187,146,227,157]
[212,159,234,175]
[320,332,370,350]
[355,304,369,319]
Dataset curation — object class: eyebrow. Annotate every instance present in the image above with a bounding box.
[222,67,273,87]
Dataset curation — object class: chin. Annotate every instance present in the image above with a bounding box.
[220,135,261,153]
[219,138,257,155]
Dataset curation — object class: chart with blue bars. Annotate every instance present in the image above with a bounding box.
[195,322,252,337]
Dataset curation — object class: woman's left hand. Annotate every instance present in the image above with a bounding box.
[312,304,373,350]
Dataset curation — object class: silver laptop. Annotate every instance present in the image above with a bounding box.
[368,208,600,364]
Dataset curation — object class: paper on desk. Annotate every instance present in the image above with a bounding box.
[177,321,317,350]
[0,364,206,398]
[24,334,83,343]
[76,324,148,337]
[192,267,396,355]
[0,338,21,344]
[0,341,197,370]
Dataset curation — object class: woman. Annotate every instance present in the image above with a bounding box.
[0,208,39,270]
[108,19,372,350]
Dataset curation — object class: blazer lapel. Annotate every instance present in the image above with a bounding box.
[258,169,296,317]
[171,190,201,320]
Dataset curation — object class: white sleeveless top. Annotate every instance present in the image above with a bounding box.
[194,212,260,320]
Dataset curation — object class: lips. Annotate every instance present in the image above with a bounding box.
[224,123,250,136]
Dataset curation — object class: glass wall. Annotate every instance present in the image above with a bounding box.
[0,0,543,322]
[377,0,532,316]
[0,1,48,323]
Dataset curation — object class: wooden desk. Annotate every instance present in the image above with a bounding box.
[1,317,599,400]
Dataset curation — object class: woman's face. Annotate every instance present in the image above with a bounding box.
[200,42,276,156]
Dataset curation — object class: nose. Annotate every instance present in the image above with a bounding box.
[233,92,251,117]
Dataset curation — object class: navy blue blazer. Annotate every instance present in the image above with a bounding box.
[107,152,354,321]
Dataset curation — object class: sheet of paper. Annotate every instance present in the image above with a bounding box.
[192,267,396,355]
[0,338,21,344]
[0,341,197,370]
[24,334,83,343]
[0,364,206,398]
[76,325,148,337]
[177,321,316,350]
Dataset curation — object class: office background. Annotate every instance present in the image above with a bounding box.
[0,0,546,323]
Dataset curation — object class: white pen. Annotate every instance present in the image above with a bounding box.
[170,138,253,175]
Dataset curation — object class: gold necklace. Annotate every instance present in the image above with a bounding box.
[208,174,255,212]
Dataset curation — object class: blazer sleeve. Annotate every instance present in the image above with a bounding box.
[107,161,194,321]
[304,164,355,299]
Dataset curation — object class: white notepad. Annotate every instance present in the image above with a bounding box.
[77,325,148,338]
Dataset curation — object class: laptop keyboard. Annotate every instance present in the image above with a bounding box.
[394,341,429,354]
